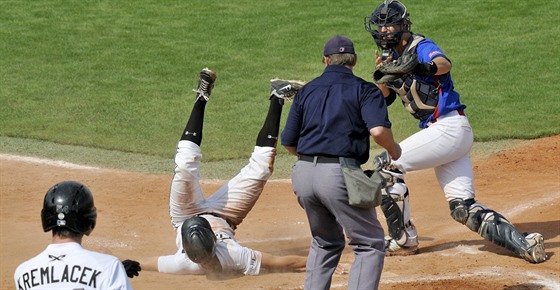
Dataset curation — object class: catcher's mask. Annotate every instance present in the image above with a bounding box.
[181,216,217,264]
[41,181,97,235]
[364,0,411,49]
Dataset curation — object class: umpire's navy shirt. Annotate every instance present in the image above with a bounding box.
[281,64,392,164]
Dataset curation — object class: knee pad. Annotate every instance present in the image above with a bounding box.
[449,198,476,224]
[380,166,405,188]
[449,198,488,232]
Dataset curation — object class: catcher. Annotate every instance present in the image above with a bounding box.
[131,68,307,278]
[363,0,547,263]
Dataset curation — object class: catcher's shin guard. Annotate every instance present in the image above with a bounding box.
[380,169,417,249]
[449,198,548,263]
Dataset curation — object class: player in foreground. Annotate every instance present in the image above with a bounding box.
[134,69,307,278]
[14,181,133,289]
[363,0,547,263]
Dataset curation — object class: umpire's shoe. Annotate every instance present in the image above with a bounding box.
[270,79,306,104]
[522,233,548,263]
[193,68,217,102]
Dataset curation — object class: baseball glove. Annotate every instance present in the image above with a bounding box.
[122,259,141,278]
[373,69,403,83]
[374,53,419,83]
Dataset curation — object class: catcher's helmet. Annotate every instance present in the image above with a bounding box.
[41,181,97,235]
[181,216,217,264]
[364,0,411,49]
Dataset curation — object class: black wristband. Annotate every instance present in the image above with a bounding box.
[413,61,438,76]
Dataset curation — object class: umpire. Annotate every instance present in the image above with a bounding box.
[281,35,401,290]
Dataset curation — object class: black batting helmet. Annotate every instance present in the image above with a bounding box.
[364,0,411,49]
[181,216,217,264]
[41,181,97,235]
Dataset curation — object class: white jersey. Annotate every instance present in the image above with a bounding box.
[158,140,275,275]
[14,242,132,290]
[158,216,263,275]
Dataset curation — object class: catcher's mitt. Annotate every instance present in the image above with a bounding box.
[373,70,403,83]
[374,53,419,83]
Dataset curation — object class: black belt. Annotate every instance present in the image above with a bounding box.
[298,155,340,164]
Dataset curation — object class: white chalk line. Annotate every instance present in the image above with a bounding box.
[0,154,295,183]
[505,192,560,218]
[0,153,101,170]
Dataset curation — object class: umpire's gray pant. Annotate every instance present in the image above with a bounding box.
[292,160,385,290]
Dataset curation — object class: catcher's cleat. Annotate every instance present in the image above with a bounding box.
[384,236,419,256]
[522,233,547,263]
[270,79,306,103]
[193,68,217,102]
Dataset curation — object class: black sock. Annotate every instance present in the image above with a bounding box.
[180,100,207,146]
[255,98,283,147]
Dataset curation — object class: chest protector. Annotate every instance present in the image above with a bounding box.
[386,34,444,121]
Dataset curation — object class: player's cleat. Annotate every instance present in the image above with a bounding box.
[270,79,306,103]
[384,221,419,256]
[522,233,547,263]
[384,236,419,256]
[193,68,217,102]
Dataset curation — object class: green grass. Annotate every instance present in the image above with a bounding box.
[1,0,559,177]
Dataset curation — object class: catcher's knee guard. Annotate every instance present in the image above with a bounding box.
[449,198,532,256]
[449,198,476,225]
[380,168,417,247]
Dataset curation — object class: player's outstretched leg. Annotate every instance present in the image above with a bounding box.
[181,68,217,145]
[449,198,548,263]
[256,79,306,147]
[208,78,306,226]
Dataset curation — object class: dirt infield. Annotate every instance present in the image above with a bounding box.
[1,136,559,290]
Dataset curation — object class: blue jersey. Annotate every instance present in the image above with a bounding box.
[414,38,466,128]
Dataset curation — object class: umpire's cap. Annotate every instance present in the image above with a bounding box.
[323,35,355,56]
[41,181,97,235]
[181,216,217,264]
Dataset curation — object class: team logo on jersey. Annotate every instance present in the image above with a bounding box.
[48,254,66,262]
[428,51,442,58]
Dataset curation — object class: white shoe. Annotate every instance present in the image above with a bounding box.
[522,233,547,263]
[385,236,419,256]
[384,222,419,256]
